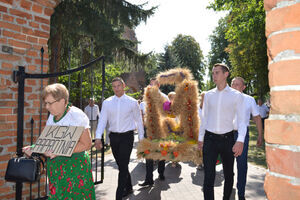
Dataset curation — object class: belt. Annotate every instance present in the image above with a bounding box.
[205,130,233,139]
[110,130,134,135]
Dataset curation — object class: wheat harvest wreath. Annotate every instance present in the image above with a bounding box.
[137,68,203,165]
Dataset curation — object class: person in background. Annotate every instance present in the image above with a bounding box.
[197,92,205,170]
[94,77,144,200]
[167,91,180,168]
[139,77,169,187]
[198,63,247,200]
[84,97,100,139]
[23,83,95,199]
[257,99,269,130]
[231,77,263,200]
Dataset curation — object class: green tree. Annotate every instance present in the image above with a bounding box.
[208,0,269,97]
[171,34,205,89]
[207,16,231,89]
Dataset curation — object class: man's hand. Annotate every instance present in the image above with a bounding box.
[256,134,263,147]
[198,141,203,150]
[232,141,244,157]
[95,139,102,150]
[43,150,57,159]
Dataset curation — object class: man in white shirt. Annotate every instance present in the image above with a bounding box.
[84,97,100,138]
[231,77,263,200]
[198,63,247,200]
[139,77,168,187]
[257,99,269,129]
[95,77,144,200]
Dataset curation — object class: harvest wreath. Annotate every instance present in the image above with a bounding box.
[137,68,203,165]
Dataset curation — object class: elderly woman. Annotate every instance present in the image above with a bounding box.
[23,83,95,199]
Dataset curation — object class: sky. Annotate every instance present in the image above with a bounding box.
[127,0,227,58]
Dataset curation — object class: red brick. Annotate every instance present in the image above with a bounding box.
[24,86,32,92]
[27,50,38,57]
[32,0,56,8]
[0,53,21,62]
[0,5,7,12]
[8,38,32,49]
[29,21,39,28]
[27,35,38,43]
[270,91,300,114]
[10,9,32,20]
[5,30,26,41]
[0,93,13,99]
[264,172,300,200]
[34,16,50,25]
[28,65,37,71]
[25,56,32,63]
[264,0,289,12]
[0,108,12,115]
[14,47,26,55]
[27,93,38,100]
[38,38,48,45]
[0,21,21,32]
[3,14,14,22]
[44,7,54,16]
[7,145,17,152]
[16,18,27,25]
[0,186,11,194]
[266,146,300,178]
[32,4,43,14]
[1,62,13,69]
[22,27,34,36]
[6,115,17,122]
[0,0,12,5]
[269,60,300,87]
[26,79,37,86]
[0,138,12,145]
[0,123,13,130]
[0,100,17,107]
[33,30,49,38]
[0,193,15,200]
[20,0,32,11]
[0,69,12,75]
[41,24,50,32]
[267,31,300,60]
[0,38,8,44]
[266,4,300,36]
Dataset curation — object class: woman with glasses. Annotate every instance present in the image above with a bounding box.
[23,83,95,199]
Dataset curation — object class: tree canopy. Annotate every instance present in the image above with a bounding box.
[208,0,269,98]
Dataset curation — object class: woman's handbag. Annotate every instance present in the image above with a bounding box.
[5,154,44,183]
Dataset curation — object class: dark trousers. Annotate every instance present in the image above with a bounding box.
[143,126,165,182]
[203,130,235,200]
[145,159,165,182]
[234,128,249,198]
[109,131,134,200]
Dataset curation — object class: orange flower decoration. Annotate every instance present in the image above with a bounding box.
[161,150,168,156]
[144,150,150,154]
[173,151,179,157]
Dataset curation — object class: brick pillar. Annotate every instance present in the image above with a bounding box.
[264,1,300,199]
[0,0,58,199]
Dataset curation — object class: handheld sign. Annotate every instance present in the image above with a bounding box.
[31,125,84,157]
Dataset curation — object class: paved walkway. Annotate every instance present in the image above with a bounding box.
[94,134,266,200]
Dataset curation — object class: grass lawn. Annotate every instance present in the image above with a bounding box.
[248,122,267,168]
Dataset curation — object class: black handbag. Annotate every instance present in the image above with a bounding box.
[5,155,44,183]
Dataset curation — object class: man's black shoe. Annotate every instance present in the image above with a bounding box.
[122,188,133,197]
[138,181,154,187]
[159,174,165,180]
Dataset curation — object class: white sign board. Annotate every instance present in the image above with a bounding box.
[32,125,84,157]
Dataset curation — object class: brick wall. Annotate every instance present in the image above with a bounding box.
[264,0,300,199]
[0,0,58,199]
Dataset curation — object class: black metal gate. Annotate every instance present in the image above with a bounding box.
[12,47,106,200]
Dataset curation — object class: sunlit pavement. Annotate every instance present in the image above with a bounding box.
[94,133,266,200]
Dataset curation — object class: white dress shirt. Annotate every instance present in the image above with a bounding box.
[233,93,260,129]
[139,101,145,115]
[258,104,269,118]
[84,104,100,121]
[198,85,247,143]
[96,94,144,140]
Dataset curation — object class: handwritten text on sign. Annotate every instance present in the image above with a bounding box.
[32,125,84,157]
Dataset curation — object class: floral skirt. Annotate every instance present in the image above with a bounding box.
[47,151,96,199]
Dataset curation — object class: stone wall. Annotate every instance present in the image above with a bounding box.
[264,0,300,199]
